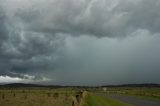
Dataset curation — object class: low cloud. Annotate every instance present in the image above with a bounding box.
[0,74,52,84]
[0,76,22,83]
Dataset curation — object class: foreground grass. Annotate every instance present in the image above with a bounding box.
[0,88,75,106]
[83,93,132,106]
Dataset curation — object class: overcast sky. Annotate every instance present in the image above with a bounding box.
[0,0,160,85]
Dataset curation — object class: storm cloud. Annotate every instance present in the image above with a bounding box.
[0,0,160,85]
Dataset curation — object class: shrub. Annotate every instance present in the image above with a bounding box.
[47,93,51,97]
[53,92,59,98]
[22,90,25,93]
[2,94,5,99]
[13,93,16,97]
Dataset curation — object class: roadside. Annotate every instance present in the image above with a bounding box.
[109,94,160,106]
[83,92,132,106]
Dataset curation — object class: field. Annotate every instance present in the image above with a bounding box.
[0,88,76,106]
[0,86,160,106]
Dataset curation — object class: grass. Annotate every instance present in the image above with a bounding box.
[0,87,159,106]
[0,88,75,106]
[83,93,132,106]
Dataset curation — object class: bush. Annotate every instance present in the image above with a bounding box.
[47,93,51,97]
[2,94,5,99]
[13,93,16,97]
[53,92,59,98]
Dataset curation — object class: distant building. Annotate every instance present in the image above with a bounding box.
[103,87,107,91]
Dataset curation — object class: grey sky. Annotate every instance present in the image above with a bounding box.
[0,0,160,85]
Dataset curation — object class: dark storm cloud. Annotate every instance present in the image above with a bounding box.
[3,0,160,37]
[0,8,8,48]
[0,0,160,85]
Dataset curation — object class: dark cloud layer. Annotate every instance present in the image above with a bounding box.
[0,0,160,85]
[3,0,160,37]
